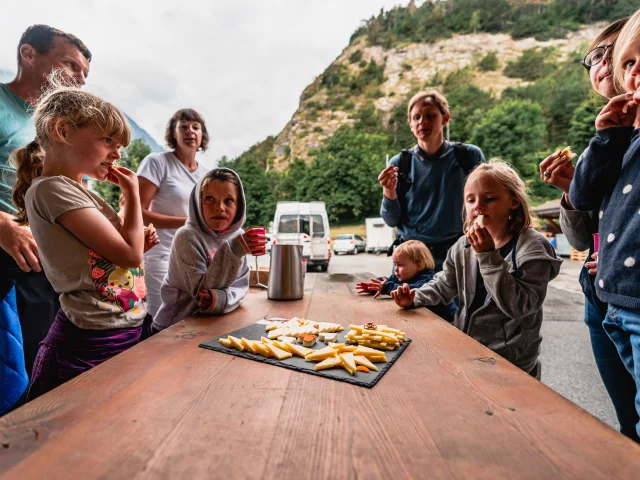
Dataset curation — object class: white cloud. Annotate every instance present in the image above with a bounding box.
[1,0,408,167]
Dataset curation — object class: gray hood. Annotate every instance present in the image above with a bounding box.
[186,167,247,241]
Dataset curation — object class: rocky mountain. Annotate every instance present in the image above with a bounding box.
[271,23,603,169]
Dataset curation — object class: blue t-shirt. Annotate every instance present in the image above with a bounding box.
[0,84,35,214]
[380,141,485,244]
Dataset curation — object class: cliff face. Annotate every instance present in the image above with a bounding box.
[270,22,604,170]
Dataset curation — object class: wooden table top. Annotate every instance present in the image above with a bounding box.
[1,273,639,480]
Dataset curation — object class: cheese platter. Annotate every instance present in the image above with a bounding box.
[199,317,411,388]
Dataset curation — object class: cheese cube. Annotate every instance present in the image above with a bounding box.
[323,332,338,343]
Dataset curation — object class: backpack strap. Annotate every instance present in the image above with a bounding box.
[396,149,413,211]
[453,142,478,176]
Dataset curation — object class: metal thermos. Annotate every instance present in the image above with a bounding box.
[268,244,304,300]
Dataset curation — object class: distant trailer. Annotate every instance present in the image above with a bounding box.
[365,218,396,255]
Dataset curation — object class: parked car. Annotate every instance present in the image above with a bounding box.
[333,234,366,255]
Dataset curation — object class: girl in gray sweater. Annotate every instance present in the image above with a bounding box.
[393,162,562,375]
[152,169,267,331]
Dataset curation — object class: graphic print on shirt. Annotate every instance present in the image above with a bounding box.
[87,249,147,318]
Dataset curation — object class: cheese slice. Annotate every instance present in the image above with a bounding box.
[241,338,257,354]
[305,346,339,362]
[354,345,385,356]
[315,356,343,371]
[218,338,233,347]
[277,336,295,344]
[328,342,345,349]
[354,355,378,372]
[340,352,357,375]
[284,343,315,358]
[337,345,356,353]
[254,341,271,357]
[265,343,293,360]
[267,328,284,340]
[261,337,274,345]
[228,335,246,352]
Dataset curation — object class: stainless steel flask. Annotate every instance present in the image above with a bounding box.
[267,244,304,300]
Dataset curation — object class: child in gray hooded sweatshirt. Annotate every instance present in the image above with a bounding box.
[392,162,562,376]
[152,168,267,331]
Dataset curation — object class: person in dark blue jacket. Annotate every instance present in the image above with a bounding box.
[377,90,485,272]
[356,240,456,321]
[568,9,640,440]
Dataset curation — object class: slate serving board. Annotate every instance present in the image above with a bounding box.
[199,322,411,388]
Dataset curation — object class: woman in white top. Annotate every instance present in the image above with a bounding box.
[137,109,209,317]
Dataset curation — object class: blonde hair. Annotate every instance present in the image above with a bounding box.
[407,89,449,121]
[11,76,130,225]
[462,160,532,235]
[613,10,640,93]
[393,240,435,271]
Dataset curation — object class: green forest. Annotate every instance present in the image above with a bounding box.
[351,0,638,45]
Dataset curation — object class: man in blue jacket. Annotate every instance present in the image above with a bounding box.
[378,90,485,271]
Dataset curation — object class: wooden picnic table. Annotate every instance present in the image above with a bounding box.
[1,272,639,479]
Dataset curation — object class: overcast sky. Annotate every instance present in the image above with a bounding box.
[1,0,410,166]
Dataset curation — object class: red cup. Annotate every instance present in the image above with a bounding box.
[593,233,599,253]
[245,226,267,256]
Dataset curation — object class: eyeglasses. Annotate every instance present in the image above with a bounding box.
[581,43,615,70]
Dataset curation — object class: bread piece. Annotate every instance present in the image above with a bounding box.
[556,146,577,163]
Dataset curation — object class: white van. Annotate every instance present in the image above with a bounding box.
[365,217,396,254]
[273,201,331,271]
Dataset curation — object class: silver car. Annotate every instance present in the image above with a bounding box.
[333,234,366,255]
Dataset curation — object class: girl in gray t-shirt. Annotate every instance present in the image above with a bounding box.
[11,85,158,400]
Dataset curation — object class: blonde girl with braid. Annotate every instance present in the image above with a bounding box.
[11,81,158,399]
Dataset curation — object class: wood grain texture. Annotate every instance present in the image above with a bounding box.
[1,273,639,480]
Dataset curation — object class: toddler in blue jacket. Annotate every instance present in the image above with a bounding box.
[356,240,456,321]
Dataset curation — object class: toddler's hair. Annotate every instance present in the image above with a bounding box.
[613,10,640,93]
[393,240,435,271]
[462,160,532,235]
[11,74,130,225]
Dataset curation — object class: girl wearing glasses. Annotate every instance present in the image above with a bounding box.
[539,17,639,443]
